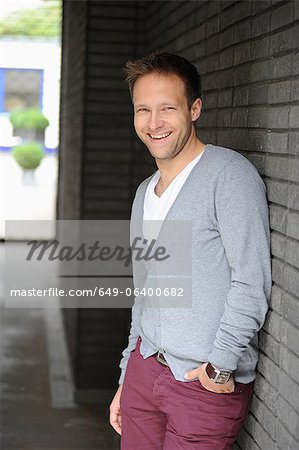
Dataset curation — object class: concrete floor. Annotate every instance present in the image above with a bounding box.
[0,244,120,450]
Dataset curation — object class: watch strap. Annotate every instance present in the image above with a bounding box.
[206,362,232,384]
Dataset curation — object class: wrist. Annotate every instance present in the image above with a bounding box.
[206,362,232,384]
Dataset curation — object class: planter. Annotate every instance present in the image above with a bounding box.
[10,108,49,146]
[13,128,45,146]
[22,169,36,185]
[12,142,45,182]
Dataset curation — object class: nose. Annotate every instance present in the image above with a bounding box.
[147,111,164,131]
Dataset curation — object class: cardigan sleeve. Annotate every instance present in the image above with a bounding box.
[118,184,147,385]
[118,295,144,384]
[118,250,147,384]
[208,158,272,372]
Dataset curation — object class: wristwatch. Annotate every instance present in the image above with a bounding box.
[206,362,232,384]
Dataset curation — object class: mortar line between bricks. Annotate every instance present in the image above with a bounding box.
[249,393,278,433]
[245,415,277,449]
[275,419,299,449]
[145,1,186,25]
[148,16,299,54]
[242,413,268,449]
[199,127,299,133]
[202,72,299,90]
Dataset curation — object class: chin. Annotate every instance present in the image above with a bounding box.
[145,140,178,160]
[151,151,175,160]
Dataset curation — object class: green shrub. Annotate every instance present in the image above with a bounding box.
[12,142,45,170]
[10,108,50,130]
[0,2,62,38]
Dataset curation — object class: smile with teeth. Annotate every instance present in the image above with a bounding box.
[148,132,172,140]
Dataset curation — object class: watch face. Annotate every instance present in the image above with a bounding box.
[215,372,231,384]
[206,363,232,384]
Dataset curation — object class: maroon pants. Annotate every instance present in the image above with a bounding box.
[120,338,253,450]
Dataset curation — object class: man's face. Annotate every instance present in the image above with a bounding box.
[132,73,201,161]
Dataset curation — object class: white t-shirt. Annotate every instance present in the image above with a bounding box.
[143,151,204,240]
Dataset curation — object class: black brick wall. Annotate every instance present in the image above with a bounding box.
[58,0,87,394]
[58,1,146,402]
[144,1,299,449]
[82,1,137,220]
[58,0,87,220]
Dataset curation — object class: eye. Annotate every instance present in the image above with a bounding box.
[163,106,176,111]
[136,107,149,113]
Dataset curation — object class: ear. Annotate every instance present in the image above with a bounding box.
[191,98,202,122]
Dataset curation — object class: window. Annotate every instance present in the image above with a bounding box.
[0,68,43,112]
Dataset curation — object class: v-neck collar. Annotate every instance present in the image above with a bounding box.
[151,150,205,200]
[138,143,211,222]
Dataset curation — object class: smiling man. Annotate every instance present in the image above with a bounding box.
[109,52,272,450]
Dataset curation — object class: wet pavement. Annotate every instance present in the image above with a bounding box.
[0,246,120,450]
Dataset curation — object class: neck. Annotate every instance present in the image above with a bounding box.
[155,130,205,189]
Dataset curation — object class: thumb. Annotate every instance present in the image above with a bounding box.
[184,368,199,380]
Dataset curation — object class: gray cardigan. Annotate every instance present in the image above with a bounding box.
[119,144,272,384]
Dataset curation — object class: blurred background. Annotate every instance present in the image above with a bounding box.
[0,0,60,240]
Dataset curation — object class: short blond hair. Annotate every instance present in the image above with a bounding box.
[124,51,201,107]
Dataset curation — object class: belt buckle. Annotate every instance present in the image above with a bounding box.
[156,351,169,367]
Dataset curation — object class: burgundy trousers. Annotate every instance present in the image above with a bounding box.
[120,338,254,450]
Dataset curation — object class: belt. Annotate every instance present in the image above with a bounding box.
[156,351,169,367]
